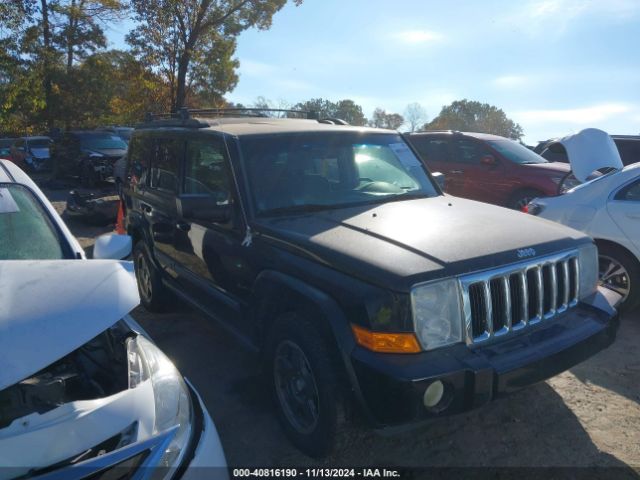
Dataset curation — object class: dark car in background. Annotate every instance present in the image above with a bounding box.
[9,136,53,172]
[535,135,640,166]
[404,131,574,210]
[122,110,618,458]
[102,126,134,144]
[51,130,128,186]
[0,138,15,160]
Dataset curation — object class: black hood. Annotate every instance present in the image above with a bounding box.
[254,196,589,292]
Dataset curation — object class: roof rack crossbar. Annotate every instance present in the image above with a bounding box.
[144,108,318,122]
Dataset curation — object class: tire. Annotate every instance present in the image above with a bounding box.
[266,313,349,458]
[81,160,97,188]
[507,188,544,211]
[597,243,640,312]
[133,241,167,312]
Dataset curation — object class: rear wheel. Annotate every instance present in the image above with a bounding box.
[508,188,544,211]
[266,313,350,458]
[133,242,167,312]
[597,243,640,312]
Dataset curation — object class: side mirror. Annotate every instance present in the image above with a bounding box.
[480,154,497,166]
[432,171,446,190]
[93,234,132,260]
[177,195,231,223]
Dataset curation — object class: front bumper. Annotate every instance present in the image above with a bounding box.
[350,287,619,429]
[180,381,228,480]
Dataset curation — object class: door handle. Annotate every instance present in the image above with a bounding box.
[176,221,191,232]
[450,170,464,174]
[625,213,640,220]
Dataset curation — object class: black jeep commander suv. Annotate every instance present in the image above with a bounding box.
[122,109,619,457]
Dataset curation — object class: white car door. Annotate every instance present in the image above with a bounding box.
[607,178,640,252]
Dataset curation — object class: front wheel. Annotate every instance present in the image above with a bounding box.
[266,313,349,458]
[133,242,168,312]
[598,243,640,312]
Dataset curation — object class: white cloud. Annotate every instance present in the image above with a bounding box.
[505,0,640,36]
[515,103,634,124]
[240,60,276,77]
[493,75,528,88]
[392,30,443,45]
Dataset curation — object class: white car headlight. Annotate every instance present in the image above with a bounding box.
[127,335,193,471]
[411,278,463,350]
[578,243,598,299]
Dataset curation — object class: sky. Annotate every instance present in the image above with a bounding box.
[105,0,640,145]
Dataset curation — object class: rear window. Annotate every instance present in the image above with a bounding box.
[0,184,71,260]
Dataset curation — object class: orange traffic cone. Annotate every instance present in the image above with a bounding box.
[115,200,125,234]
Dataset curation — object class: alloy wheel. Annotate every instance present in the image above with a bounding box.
[136,252,153,303]
[598,254,630,300]
[274,340,320,435]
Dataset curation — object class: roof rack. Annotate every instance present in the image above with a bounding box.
[144,107,318,123]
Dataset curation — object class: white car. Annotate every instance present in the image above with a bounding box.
[527,129,639,310]
[0,159,227,479]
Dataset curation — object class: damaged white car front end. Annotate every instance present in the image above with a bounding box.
[0,260,227,480]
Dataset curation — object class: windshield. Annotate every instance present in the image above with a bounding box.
[0,184,70,259]
[487,139,548,164]
[241,132,439,216]
[27,138,51,148]
[116,129,133,141]
[80,133,127,151]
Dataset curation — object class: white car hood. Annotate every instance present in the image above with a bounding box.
[0,260,139,391]
[560,128,623,182]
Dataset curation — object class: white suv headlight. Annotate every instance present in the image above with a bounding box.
[127,336,193,471]
[578,243,598,299]
[411,278,463,350]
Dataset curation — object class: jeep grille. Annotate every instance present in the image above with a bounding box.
[461,250,579,344]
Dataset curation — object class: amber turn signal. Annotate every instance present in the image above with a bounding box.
[351,324,421,354]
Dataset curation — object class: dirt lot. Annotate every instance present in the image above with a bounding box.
[46,185,640,473]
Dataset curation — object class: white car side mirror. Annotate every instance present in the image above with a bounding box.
[93,234,132,260]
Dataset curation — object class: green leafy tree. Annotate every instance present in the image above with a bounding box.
[128,0,302,111]
[369,108,404,130]
[424,99,524,140]
[292,98,367,125]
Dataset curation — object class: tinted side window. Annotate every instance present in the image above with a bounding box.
[615,140,640,165]
[616,180,640,201]
[150,138,182,194]
[453,139,493,164]
[127,136,152,187]
[409,136,450,163]
[184,138,231,205]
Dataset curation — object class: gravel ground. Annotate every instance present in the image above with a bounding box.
[46,185,640,474]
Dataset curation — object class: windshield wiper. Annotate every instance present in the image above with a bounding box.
[260,204,345,216]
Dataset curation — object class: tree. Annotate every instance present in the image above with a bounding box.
[369,108,404,130]
[0,0,126,129]
[129,0,302,111]
[404,102,427,132]
[424,99,523,140]
[292,98,367,125]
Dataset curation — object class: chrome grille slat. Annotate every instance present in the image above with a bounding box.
[534,266,543,324]
[501,276,511,332]
[461,250,579,345]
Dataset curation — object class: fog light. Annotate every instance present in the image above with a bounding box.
[423,380,444,408]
